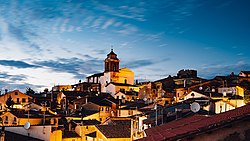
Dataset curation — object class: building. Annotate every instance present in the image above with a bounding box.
[95,117,133,141]
[106,82,139,97]
[138,104,250,141]
[0,90,31,111]
[239,71,250,78]
[86,49,136,96]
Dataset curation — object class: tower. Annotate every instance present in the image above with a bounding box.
[104,49,120,72]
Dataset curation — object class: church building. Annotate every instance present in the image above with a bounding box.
[86,49,137,96]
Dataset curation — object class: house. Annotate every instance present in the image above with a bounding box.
[95,117,133,141]
[105,82,139,97]
[72,82,100,93]
[52,85,73,92]
[58,91,95,115]
[73,96,116,123]
[74,119,101,141]
[0,90,31,111]
[5,125,54,141]
[0,109,59,126]
[179,90,209,101]
[115,90,138,101]
[239,71,250,77]
[137,104,250,141]
[137,82,158,103]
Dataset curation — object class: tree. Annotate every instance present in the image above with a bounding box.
[6,96,14,109]
[26,87,35,95]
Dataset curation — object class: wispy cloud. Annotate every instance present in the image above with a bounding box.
[199,61,250,78]
[123,57,171,69]
[0,60,38,68]
[33,57,103,79]
[92,0,146,21]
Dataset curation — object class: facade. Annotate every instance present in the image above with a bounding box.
[115,90,138,101]
[239,71,250,77]
[105,82,139,97]
[0,110,59,126]
[86,49,136,96]
[0,90,31,111]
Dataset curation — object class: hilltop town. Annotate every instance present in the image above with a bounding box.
[0,49,250,141]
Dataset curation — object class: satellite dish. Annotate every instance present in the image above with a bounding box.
[24,122,31,130]
[190,102,200,113]
[199,86,203,90]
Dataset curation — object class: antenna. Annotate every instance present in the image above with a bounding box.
[190,102,200,113]
[24,122,31,130]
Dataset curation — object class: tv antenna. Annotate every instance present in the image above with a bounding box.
[190,102,200,113]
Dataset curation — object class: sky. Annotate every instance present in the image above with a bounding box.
[0,0,249,92]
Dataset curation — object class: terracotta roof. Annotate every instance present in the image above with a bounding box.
[96,119,131,138]
[138,104,250,141]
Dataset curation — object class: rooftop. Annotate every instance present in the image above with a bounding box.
[138,104,250,141]
[96,118,131,138]
[107,82,138,87]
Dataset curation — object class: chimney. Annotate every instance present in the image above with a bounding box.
[4,89,8,94]
[85,97,88,104]
[175,108,182,119]
[69,121,72,131]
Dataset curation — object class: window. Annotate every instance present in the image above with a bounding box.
[17,98,20,103]
[5,116,8,124]
[100,107,103,111]
[15,92,18,95]
[86,126,88,129]
[106,107,109,111]
[22,98,26,103]
[100,118,102,121]
[0,105,2,110]
[13,117,17,124]
[128,110,133,115]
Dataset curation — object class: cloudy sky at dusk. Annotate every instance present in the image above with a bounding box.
[0,0,249,92]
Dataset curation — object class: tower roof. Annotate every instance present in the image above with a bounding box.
[106,49,118,60]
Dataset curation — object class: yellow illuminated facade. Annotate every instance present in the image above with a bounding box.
[0,90,31,111]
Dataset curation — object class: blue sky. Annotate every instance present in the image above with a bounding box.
[0,0,249,92]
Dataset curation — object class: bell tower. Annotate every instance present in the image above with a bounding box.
[104,49,120,72]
